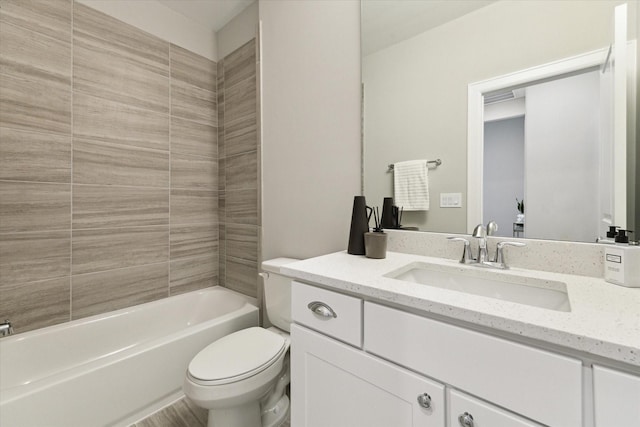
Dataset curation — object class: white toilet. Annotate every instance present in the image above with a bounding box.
[183,258,298,427]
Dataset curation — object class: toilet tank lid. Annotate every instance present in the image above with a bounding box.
[262,257,300,274]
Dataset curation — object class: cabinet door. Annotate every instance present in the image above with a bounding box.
[593,365,640,427]
[291,324,445,427]
[448,389,543,427]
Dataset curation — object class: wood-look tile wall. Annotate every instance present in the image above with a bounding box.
[0,1,261,334]
[218,39,260,298]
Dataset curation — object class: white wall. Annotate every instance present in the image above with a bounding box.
[259,0,361,261]
[526,71,600,242]
[77,0,217,61]
[483,117,525,238]
[217,1,258,59]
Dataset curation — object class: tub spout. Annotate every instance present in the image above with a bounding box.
[0,319,14,337]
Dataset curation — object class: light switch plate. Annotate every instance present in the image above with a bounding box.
[440,193,462,208]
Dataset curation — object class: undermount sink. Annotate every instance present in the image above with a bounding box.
[385,262,571,312]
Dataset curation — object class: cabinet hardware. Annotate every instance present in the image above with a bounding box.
[307,301,337,318]
[417,393,432,409]
[458,412,474,427]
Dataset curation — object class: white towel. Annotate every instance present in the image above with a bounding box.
[393,160,429,211]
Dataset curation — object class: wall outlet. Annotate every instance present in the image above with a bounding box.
[440,193,462,208]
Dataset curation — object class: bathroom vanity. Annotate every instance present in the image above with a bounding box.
[282,250,640,427]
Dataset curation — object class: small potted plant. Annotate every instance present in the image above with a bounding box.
[516,197,525,223]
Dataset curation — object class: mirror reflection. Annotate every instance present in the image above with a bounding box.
[362,0,638,242]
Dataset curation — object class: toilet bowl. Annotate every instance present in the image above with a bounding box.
[183,258,299,427]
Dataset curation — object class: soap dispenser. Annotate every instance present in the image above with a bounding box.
[604,230,640,288]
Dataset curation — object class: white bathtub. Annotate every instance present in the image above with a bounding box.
[0,286,259,427]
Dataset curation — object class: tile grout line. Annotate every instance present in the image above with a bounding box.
[69,0,75,322]
[168,42,172,298]
[220,57,226,288]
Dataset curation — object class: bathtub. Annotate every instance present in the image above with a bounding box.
[0,286,259,426]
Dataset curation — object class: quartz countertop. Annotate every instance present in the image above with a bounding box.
[281,251,640,368]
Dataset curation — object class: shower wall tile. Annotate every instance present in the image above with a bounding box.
[73,3,168,70]
[219,223,226,287]
[73,4,169,113]
[170,44,216,91]
[217,157,226,192]
[224,115,257,157]
[171,153,217,190]
[226,225,258,262]
[73,138,170,187]
[0,72,71,135]
[224,77,256,126]
[0,181,70,233]
[170,189,218,226]
[170,255,217,295]
[73,185,169,229]
[170,224,218,260]
[0,0,72,43]
[0,231,70,285]
[226,257,258,298]
[0,3,253,332]
[0,128,71,183]
[217,61,225,161]
[72,226,169,275]
[171,80,217,126]
[73,93,170,151]
[72,263,169,319]
[225,189,258,226]
[225,150,257,191]
[171,117,217,159]
[0,19,71,84]
[218,39,258,296]
[0,277,70,333]
[223,39,256,89]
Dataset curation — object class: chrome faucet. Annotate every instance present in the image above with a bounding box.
[448,221,525,269]
[0,319,14,337]
[472,223,488,263]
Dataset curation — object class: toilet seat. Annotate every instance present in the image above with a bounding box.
[188,327,286,386]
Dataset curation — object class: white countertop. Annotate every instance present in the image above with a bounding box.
[281,251,640,368]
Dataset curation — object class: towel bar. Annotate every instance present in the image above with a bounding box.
[387,159,441,172]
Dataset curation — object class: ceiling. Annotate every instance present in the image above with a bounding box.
[361,0,496,56]
[158,0,254,32]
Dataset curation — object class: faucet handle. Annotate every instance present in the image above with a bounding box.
[448,237,474,264]
[495,241,526,267]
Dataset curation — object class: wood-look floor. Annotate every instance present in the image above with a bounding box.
[130,397,291,427]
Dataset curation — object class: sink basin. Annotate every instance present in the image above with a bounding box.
[385,262,571,312]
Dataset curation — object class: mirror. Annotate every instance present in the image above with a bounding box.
[362,0,638,242]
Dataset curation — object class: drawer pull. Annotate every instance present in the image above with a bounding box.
[458,412,474,427]
[307,301,337,318]
[417,393,432,409]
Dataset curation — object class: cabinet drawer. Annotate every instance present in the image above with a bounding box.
[292,281,362,347]
[449,389,543,427]
[364,302,582,427]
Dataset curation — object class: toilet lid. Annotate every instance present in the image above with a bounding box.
[188,327,286,384]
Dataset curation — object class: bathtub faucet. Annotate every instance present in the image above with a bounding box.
[0,319,14,337]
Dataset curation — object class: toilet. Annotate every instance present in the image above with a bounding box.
[183,258,299,427]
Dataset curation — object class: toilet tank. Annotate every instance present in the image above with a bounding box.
[261,258,299,332]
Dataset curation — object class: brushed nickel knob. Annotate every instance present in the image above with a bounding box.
[458,412,474,427]
[416,393,431,409]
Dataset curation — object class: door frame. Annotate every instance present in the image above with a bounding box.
[466,48,609,234]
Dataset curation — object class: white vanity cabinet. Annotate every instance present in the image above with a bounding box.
[291,325,446,427]
[290,280,635,427]
[365,301,582,427]
[593,365,640,427]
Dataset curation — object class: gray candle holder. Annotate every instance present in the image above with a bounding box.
[364,232,388,259]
